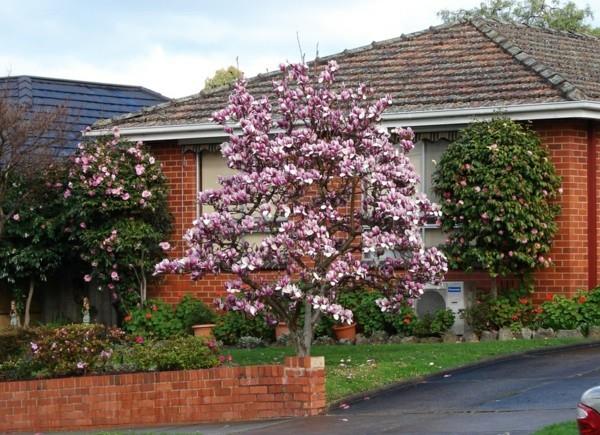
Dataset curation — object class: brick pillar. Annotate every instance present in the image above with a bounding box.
[283,356,326,415]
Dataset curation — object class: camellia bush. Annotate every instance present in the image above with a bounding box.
[155,61,447,356]
[433,119,561,290]
[65,132,172,311]
[0,167,67,327]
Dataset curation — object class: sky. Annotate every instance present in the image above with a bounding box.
[2,0,600,98]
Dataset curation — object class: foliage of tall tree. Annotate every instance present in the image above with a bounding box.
[156,61,447,356]
[203,66,244,91]
[0,167,67,326]
[433,119,561,291]
[0,93,67,238]
[65,132,172,312]
[438,0,599,35]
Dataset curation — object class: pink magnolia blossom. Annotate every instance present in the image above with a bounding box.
[142,190,152,198]
[154,61,447,355]
[83,274,92,282]
[135,164,145,176]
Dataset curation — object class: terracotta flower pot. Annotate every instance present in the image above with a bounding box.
[192,324,216,338]
[275,322,290,339]
[333,323,357,342]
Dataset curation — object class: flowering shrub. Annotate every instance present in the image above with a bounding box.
[155,61,447,355]
[461,292,540,333]
[113,336,221,372]
[213,311,275,345]
[0,167,68,326]
[0,326,222,380]
[411,309,455,337]
[0,328,39,363]
[25,324,126,378]
[433,119,561,287]
[65,133,172,309]
[123,296,216,339]
[538,295,584,330]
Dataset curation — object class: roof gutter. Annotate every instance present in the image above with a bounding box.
[86,101,600,142]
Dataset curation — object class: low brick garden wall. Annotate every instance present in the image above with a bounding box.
[0,356,326,433]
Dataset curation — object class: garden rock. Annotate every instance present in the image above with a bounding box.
[587,326,600,339]
[533,328,555,339]
[498,327,515,341]
[338,338,354,345]
[556,329,583,339]
[401,336,419,344]
[355,333,369,345]
[313,336,335,345]
[274,334,290,346]
[370,331,389,344]
[237,336,265,348]
[420,337,442,343]
[520,327,534,340]
[480,330,498,341]
[442,332,458,343]
[388,335,403,344]
[463,331,479,342]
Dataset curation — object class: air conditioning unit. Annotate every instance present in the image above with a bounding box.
[415,281,467,335]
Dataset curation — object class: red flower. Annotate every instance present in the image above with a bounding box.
[579,295,587,304]
[124,314,132,322]
[145,312,152,320]
[518,297,529,305]
[545,293,554,301]
[151,304,158,311]
[135,336,144,344]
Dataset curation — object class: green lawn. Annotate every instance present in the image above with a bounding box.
[227,338,588,403]
[532,421,578,434]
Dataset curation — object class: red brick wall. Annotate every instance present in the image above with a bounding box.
[532,120,591,301]
[0,356,326,433]
[148,119,598,304]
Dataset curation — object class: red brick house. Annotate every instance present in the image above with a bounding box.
[92,18,600,305]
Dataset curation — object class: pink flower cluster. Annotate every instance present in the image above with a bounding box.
[155,61,447,332]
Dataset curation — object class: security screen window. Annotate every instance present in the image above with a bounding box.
[407,135,453,248]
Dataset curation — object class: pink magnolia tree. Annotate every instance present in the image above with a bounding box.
[155,61,447,355]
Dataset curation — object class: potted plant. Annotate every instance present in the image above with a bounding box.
[192,323,216,337]
[275,321,290,339]
[333,322,357,342]
[174,295,218,338]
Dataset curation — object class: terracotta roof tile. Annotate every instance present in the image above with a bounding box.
[97,19,599,129]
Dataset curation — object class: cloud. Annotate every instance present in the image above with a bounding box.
[2,0,600,97]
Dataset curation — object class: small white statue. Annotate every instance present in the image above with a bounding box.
[9,300,21,328]
[82,297,91,324]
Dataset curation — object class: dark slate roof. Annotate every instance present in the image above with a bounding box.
[0,76,169,153]
[95,18,600,130]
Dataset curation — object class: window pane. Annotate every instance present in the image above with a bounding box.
[424,139,450,202]
[407,140,424,193]
[424,227,447,248]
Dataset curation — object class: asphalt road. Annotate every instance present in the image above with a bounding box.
[88,343,600,435]
[198,343,600,435]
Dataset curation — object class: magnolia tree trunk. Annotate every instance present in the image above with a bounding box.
[24,278,34,328]
[289,301,314,356]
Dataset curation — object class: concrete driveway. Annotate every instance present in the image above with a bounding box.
[88,342,600,435]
